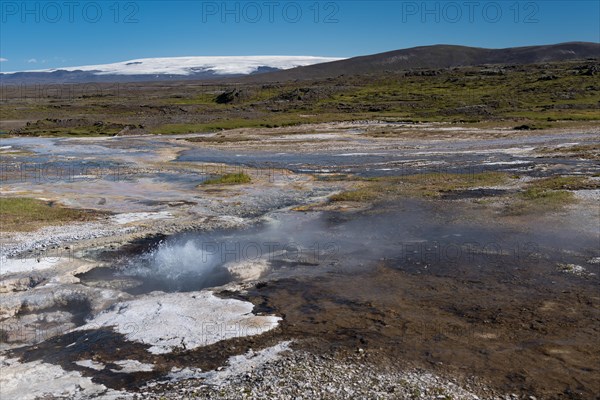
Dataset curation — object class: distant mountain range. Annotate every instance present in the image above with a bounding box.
[242,42,600,82]
[1,42,597,84]
[0,56,344,84]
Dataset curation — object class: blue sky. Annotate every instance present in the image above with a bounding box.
[1,0,599,71]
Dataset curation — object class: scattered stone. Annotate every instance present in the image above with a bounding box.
[557,263,595,277]
[139,349,497,399]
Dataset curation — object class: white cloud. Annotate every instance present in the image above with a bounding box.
[27,58,37,63]
[0,58,7,62]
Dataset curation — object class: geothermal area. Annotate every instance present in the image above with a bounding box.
[0,121,598,399]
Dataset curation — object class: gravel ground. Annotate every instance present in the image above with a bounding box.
[0,221,136,259]
[136,348,504,400]
[572,188,600,201]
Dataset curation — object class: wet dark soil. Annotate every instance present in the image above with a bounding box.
[237,261,599,399]
[10,200,600,398]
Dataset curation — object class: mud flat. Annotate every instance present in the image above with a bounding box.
[1,122,599,399]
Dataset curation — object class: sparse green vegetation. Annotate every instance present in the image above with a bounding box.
[521,188,574,202]
[538,143,600,160]
[389,171,508,197]
[329,187,379,202]
[330,172,590,212]
[151,123,217,135]
[8,126,124,137]
[3,60,598,137]
[152,113,358,135]
[504,176,588,214]
[329,171,509,202]
[528,175,599,191]
[202,173,252,185]
[0,197,103,231]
